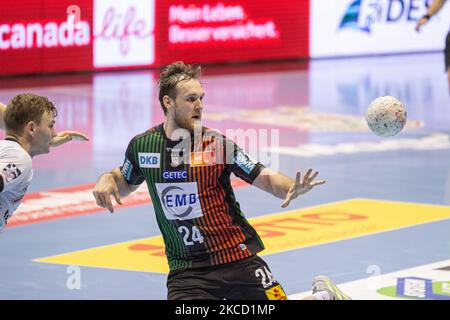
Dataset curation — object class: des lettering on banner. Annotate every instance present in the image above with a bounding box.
[310,0,450,57]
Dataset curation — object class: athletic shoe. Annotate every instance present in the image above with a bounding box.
[312,275,352,300]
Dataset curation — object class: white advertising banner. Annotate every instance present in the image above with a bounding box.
[310,0,450,57]
[93,0,155,68]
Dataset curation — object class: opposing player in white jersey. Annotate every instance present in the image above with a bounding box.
[0,93,88,230]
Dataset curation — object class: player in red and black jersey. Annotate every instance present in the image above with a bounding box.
[93,61,350,300]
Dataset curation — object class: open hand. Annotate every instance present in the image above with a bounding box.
[415,16,429,32]
[281,169,326,208]
[51,131,89,147]
[92,173,122,213]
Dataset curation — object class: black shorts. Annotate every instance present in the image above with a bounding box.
[167,255,288,300]
[445,31,450,71]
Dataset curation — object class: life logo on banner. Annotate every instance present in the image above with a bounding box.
[93,0,155,68]
[154,182,203,220]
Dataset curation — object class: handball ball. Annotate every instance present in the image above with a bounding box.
[365,96,407,137]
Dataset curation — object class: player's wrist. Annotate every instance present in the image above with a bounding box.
[423,14,431,21]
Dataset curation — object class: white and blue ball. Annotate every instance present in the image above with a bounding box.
[365,96,407,137]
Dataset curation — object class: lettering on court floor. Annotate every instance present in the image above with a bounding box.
[35,198,450,274]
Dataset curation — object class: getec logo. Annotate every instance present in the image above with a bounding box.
[155,182,203,220]
[163,170,188,180]
[138,153,160,168]
[339,0,430,33]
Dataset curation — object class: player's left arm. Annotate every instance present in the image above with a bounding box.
[225,137,326,208]
[253,167,326,208]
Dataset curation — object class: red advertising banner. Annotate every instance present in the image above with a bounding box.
[0,0,309,75]
[0,0,93,75]
[155,0,310,65]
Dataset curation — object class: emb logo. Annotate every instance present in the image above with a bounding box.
[155,182,203,220]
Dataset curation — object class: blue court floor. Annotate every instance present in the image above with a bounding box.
[0,52,449,300]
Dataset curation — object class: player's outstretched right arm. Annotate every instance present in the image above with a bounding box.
[415,0,447,31]
[93,167,139,213]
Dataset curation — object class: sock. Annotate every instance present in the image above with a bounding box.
[312,291,331,300]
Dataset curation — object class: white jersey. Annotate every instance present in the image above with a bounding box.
[0,140,33,229]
